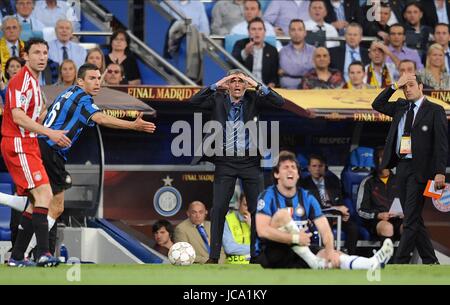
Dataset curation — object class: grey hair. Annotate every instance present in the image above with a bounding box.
[1,16,20,31]
[227,69,249,77]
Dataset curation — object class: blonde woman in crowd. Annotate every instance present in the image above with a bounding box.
[417,43,450,90]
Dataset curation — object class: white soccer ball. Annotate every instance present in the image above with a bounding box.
[168,242,196,266]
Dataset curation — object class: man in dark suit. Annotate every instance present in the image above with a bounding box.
[232,17,279,87]
[329,22,369,82]
[190,69,284,263]
[422,0,450,29]
[372,73,448,264]
[301,154,359,255]
[324,0,363,35]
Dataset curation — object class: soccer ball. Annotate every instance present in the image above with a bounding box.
[168,242,196,265]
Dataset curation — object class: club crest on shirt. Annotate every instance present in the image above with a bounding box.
[257,199,265,211]
[295,206,305,217]
[33,171,42,182]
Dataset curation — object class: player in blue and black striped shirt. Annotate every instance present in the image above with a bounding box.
[255,151,394,270]
[22,63,155,257]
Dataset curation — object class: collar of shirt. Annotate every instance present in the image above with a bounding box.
[6,40,18,49]
[412,95,425,110]
[44,0,63,9]
[16,14,29,23]
[346,44,360,54]
[331,0,343,9]
[312,176,325,186]
[56,40,70,48]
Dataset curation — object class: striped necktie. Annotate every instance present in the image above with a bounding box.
[196,224,210,253]
[225,103,243,153]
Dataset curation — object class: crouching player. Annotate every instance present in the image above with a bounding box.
[255,151,394,270]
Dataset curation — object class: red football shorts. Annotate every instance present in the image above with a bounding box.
[1,137,49,195]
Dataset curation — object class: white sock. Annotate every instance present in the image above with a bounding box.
[279,220,326,269]
[25,216,57,258]
[339,254,374,270]
[0,192,28,211]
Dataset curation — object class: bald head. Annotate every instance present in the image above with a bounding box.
[187,201,207,225]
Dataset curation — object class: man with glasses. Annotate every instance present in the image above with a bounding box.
[0,16,24,73]
[15,0,45,32]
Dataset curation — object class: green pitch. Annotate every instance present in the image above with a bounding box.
[0,264,449,285]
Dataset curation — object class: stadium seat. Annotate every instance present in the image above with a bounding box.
[224,34,278,54]
[0,172,14,241]
[341,147,374,240]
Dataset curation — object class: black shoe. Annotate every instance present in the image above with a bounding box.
[205,258,218,264]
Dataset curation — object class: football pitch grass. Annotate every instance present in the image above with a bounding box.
[0,264,450,285]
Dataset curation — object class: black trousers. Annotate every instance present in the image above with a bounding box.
[209,157,264,260]
[395,160,438,264]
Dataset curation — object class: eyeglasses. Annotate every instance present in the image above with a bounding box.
[107,69,121,74]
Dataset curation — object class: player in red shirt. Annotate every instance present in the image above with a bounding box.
[1,38,71,267]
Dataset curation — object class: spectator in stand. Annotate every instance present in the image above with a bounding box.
[211,0,245,35]
[301,154,359,255]
[365,41,400,88]
[417,43,450,90]
[105,30,141,85]
[103,63,125,86]
[304,0,340,48]
[0,16,25,74]
[300,47,344,89]
[0,56,25,102]
[362,0,404,26]
[232,17,279,87]
[433,23,450,72]
[279,19,315,89]
[422,0,450,29]
[55,58,77,86]
[152,219,174,257]
[15,0,45,32]
[324,0,363,36]
[40,58,59,85]
[161,0,210,35]
[363,2,391,44]
[402,2,432,59]
[48,19,86,68]
[357,147,402,244]
[329,23,370,82]
[33,0,80,31]
[343,61,374,89]
[263,0,311,36]
[86,47,106,74]
[398,59,417,76]
[387,23,424,70]
[231,0,277,37]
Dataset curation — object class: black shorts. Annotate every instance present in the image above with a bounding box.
[364,217,403,240]
[38,138,72,194]
[257,240,321,269]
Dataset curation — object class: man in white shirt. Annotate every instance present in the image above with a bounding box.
[304,0,339,48]
[33,0,80,31]
[231,0,276,37]
[48,19,86,68]
[15,0,45,32]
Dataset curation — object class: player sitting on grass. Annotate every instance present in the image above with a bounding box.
[255,150,394,270]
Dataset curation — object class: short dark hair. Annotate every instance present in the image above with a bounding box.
[399,59,417,70]
[308,153,327,165]
[244,0,261,11]
[435,23,450,33]
[389,23,405,34]
[77,63,100,79]
[24,37,48,53]
[4,56,24,80]
[289,19,305,30]
[403,1,423,16]
[152,219,174,240]
[348,60,365,72]
[272,151,300,183]
[248,16,265,31]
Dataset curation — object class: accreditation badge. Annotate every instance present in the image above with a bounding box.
[400,136,412,154]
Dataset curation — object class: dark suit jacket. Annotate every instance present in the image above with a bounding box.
[301,175,344,209]
[190,85,285,164]
[372,87,448,183]
[422,0,450,29]
[231,38,279,86]
[324,0,363,25]
[329,45,369,75]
